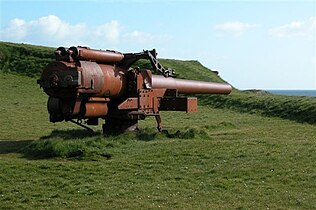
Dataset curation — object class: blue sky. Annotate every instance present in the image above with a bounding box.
[1,0,315,90]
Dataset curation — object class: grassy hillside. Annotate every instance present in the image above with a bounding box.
[0,42,315,209]
[0,42,54,77]
[200,91,316,124]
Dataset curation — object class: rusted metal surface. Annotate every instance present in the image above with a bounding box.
[84,97,109,118]
[55,46,124,63]
[38,46,232,133]
[98,64,127,98]
[118,98,138,110]
[78,61,104,94]
[72,47,124,63]
[84,102,108,118]
[160,97,197,112]
[152,75,232,94]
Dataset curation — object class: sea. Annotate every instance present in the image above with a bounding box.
[267,90,316,97]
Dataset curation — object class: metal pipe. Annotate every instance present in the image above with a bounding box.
[69,46,124,63]
[151,75,232,94]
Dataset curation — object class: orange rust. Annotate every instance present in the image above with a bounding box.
[84,102,108,118]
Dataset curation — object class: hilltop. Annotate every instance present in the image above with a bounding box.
[0,42,54,77]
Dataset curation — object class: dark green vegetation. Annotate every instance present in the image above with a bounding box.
[200,91,316,124]
[0,42,315,209]
[0,42,54,77]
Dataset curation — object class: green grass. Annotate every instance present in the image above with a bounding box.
[159,59,226,83]
[0,42,316,209]
[1,73,316,209]
[200,90,316,124]
[0,73,78,140]
[1,106,315,209]
[0,42,54,77]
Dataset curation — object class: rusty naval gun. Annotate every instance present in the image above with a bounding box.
[37,46,232,133]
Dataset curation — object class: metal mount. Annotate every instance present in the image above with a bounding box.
[146,50,176,77]
[119,49,176,78]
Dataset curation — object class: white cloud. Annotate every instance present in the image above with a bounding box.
[95,20,121,44]
[2,18,28,40]
[122,30,172,45]
[269,16,316,39]
[1,15,90,46]
[214,21,257,36]
[0,15,170,49]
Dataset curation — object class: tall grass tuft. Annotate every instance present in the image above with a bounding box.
[22,127,212,159]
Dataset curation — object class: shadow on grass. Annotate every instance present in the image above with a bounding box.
[40,127,209,141]
[136,127,210,141]
[1,128,209,160]
[0,129,102,159]
[21,129,121,160]
[0,140,32,154]
[40,129,101,140]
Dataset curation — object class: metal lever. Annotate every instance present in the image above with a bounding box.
[146,51,176,77]
[69,119,94,132]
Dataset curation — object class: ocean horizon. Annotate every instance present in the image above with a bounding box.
[266,90,316,97]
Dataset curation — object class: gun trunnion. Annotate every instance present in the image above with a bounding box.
[37,46,232,133]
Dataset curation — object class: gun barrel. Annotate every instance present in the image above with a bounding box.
[152,75,232,94]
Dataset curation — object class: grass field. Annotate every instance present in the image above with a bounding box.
[1,73,316,209]
[1,42,316,209]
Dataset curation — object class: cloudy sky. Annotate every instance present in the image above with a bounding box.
[1,0,315,90]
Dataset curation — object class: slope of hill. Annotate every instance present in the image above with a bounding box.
[0,42,54,77]
[200,91,316,124]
